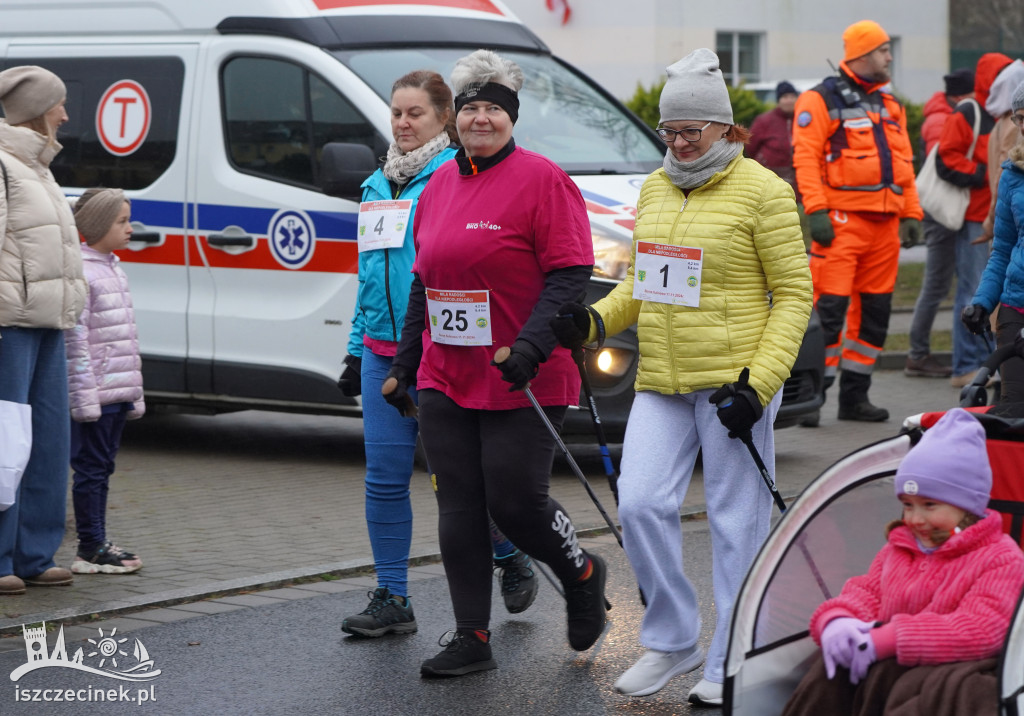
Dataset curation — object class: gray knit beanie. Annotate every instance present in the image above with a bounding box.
[659,49,734,125]
[0,66,66,125]
[74,188,129,245]
[1012,79,1024,112]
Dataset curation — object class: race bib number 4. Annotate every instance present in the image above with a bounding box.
[357,200,412,252]
[425,288,492,346]
[632,241,703,306]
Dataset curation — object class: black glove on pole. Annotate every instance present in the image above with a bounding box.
[550,302,591,350]
[961,304,990,336]
[490,339,543,392]
[381,365,417,418]
[336,354,362,397]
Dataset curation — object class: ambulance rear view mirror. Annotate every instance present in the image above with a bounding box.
[320,142,378,201]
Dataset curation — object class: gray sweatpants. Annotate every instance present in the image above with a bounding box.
[617,388,781,684]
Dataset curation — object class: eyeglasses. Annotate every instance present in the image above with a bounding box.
[1011,113,1024,127]
[656,121,713,143]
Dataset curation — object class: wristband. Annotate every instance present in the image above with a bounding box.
[585,305,605,349]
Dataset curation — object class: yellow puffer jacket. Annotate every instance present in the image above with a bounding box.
[590,154,812,405]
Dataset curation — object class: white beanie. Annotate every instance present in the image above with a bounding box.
[1013,78,1024,113]
[987,60,1024,117]
[659,49,734,126]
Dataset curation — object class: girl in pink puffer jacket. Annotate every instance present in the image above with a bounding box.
[64,188,144,575]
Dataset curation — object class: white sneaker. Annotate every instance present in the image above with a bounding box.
[687,677,723,706]
[614,646,704,697]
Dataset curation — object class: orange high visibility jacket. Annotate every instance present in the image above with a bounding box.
[793,64,923,219]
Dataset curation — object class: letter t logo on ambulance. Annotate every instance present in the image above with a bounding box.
[268,209,316,269]
[96,80,151,157]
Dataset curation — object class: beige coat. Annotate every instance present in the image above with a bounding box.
[0,121,85,329]
[589,154,812,404]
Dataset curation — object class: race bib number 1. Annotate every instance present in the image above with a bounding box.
[357,200,412,252]
[425,288,492,346]
[632,241,703,306]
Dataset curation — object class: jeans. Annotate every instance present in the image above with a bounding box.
[70,407,129,551]
[908,218,956,360]
[952,221,994,376]
[0,327,70,578]
[361,349,419,598]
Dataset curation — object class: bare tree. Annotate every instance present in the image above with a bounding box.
[951,0,1024,54]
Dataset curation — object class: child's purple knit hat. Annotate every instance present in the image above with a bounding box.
[895,408,992,517]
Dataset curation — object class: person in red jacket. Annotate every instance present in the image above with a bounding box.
[748,81,801,201]
[905,68,974,379]
[793,20,923,422]
[933,53,1013,387]
[782,408,1024,716]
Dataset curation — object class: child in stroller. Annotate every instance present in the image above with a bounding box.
[781,408,1024,716]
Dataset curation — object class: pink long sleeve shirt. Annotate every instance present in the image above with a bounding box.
[810,510,1024,666]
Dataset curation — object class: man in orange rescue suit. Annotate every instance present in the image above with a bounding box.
[793,19,923,422]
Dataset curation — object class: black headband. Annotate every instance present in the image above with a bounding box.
[455,82,520,124]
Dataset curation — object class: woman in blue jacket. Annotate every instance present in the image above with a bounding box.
[963,80,1024,413]
[339,70,535,637]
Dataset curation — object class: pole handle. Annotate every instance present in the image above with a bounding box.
[381,376,418,418]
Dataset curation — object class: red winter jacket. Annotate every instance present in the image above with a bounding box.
[920,91,953,155]
[935,53,1012,223]
[810,510,1024,666]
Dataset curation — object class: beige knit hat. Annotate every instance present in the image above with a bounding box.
[74,188,129,245]
[0,66,66,125]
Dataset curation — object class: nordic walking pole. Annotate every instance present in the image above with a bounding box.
[571,346,619,504]
[737,430,787,513]
[493,346,623,547]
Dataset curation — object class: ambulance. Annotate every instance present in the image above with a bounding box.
[0,0,824,437]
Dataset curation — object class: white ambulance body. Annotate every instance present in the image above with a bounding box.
[0,0,822,436]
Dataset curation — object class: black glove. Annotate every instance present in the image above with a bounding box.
[708,367,764,439]
[550,302,591,350]
[961,304,990,336]
[899,218,923,249]
[491,339,544,392]
[382,364,415,416]
[336,354,362,397]
[808,210,835,248]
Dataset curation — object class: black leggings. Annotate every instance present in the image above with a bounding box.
[418,389,589,630]
[996,305,1024,407]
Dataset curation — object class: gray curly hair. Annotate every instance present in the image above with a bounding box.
[450,49,524,95]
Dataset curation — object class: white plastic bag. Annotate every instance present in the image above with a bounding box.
[916,98,982,232]
[0,400,32,511]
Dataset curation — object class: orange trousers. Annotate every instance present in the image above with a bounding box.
[810,210,900,389]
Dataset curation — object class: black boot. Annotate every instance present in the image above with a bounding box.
[420,629,497,677]
[838,372,887,421]
[838,401,889,422]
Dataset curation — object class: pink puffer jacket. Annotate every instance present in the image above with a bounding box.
[64,244,145,422]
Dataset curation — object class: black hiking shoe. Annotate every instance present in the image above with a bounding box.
[838,401,889,422]
[494,550,538,614]
[564,552,611,651]
[420,629,497,677]
[341,587,418,637]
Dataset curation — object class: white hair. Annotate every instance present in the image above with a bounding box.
[450,49,524,95]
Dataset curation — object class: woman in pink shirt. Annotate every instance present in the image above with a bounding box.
[783,408,1024,716]
[384,49,605,678]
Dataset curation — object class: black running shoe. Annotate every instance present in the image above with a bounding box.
[564,552,610,651]
[494,550,538,614]
[420,629,497,677]
[341,587,418,637]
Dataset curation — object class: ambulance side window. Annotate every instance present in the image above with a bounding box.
[6,56,185,190]
[222,56,384,190]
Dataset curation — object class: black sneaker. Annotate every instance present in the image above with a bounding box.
[420,629,497,677]
[71,541,142,574]
[494,550,538,614]
[564,552,611,651]
[341,587,418,637]
[837,401,889,422]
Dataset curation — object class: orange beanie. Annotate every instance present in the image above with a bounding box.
[843,20,890,62]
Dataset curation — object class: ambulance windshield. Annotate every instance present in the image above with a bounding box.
[334,48,663,174]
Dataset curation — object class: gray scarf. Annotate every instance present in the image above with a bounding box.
[662,139,743,190]
[382,132,451,185]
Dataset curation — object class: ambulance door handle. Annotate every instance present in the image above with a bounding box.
[207,225,255,249]
[128,221,161,245]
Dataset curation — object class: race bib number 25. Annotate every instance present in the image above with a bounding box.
[425,288,492,346]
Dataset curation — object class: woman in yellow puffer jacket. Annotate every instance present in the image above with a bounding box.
[551,48,812,705]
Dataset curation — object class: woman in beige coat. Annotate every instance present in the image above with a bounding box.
[0,65,86,595]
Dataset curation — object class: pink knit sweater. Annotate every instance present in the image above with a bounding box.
[810,510,1024,665]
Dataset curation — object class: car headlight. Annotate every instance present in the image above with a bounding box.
[585,346,633,383]
[590,224,632,282]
